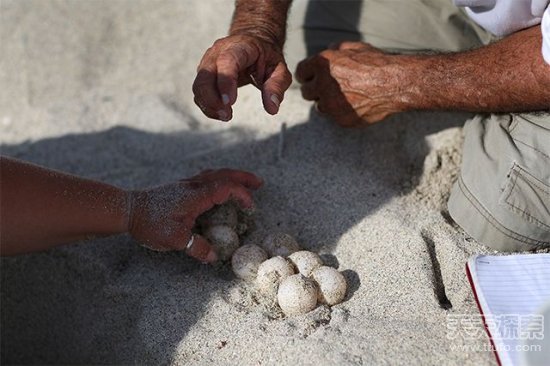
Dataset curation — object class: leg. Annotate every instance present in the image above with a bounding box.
[285,0,493,70]
[448,113,550,251]
[285,0,493,82]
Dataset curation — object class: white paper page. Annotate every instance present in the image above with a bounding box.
[468,254,550,366]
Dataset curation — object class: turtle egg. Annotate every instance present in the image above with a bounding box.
[256,256,295,294]
[231,244,268,281]
[288,251,323,277]
[277,274,318,316]
[204,225,239,261]
[311,266,347,306]
[261,233,301,257]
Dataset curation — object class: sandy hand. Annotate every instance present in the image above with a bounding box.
[193,34,292,121]
[128,169,263,263]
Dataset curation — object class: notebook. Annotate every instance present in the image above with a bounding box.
[466,254,550,366]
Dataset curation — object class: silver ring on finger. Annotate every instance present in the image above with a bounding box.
[185,235,195,251]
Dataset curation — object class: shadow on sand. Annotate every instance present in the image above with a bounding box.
[0,109,469,364]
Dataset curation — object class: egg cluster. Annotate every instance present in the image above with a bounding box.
[232,234,347,316]
[198,204,347,316]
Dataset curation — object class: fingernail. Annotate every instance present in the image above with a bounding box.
[222,94,230,105]
[270,94,280,108]
[217,110,229,121]
[206,250,218,263]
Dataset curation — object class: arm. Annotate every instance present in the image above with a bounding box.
[192,0,292,121]
[411,26,550,112]
[296,26,550,127]
[0,157,128,255]
[0,157,262,260]
[230,0,291,48]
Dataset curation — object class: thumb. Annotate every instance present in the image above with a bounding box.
[185,234,218,264]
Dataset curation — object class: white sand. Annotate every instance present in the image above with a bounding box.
[1,1,501,364]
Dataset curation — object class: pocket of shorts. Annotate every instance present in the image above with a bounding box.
[508,113,550,161]
[500,164,550,231]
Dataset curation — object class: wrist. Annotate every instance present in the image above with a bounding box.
[125,189,147,237]
[353,53,429,113]
[229,27,283,50]
[229,0,290,49]
[105,187,131,236]
[390,54,442,112]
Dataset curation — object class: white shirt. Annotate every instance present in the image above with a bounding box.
[454,0,550,64]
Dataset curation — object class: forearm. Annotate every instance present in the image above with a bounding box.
[230,0,292,47]
[0,157,128,255]
[403,26,550,113]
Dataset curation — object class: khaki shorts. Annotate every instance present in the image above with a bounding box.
[287,0,550,251]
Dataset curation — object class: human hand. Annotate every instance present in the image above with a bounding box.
[193,34,292,121]
[128,169,263,263]
[295,42,414,128]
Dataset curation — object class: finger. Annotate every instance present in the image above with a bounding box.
[198,169,264,189]
[216,42,261,104]
[300,79,319,101]
[193,69,232,121]
[261,62,292,115]
[217,73,238,107]
[186,180,256,219]
[222,169,264,189]
[185,234,218,263]
[295,56,316,84]
[216,54,241,107]
[207,180,255,210]
[193,96,230,122]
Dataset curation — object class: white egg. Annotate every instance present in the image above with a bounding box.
[311,266,347,306]
[277,274,318,316]
[231,244,268,281]
[261,233,301,257]
[256,256,295,294]
[204,225,239,261]
[288,251,323,277]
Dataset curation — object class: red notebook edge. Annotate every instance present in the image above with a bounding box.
[465,261,503,366]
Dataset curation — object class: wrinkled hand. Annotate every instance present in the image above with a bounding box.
[128,169,263,263]
[296,42,412,128]
[193,34,292,121]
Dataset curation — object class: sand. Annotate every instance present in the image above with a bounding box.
[1,0,502,364]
